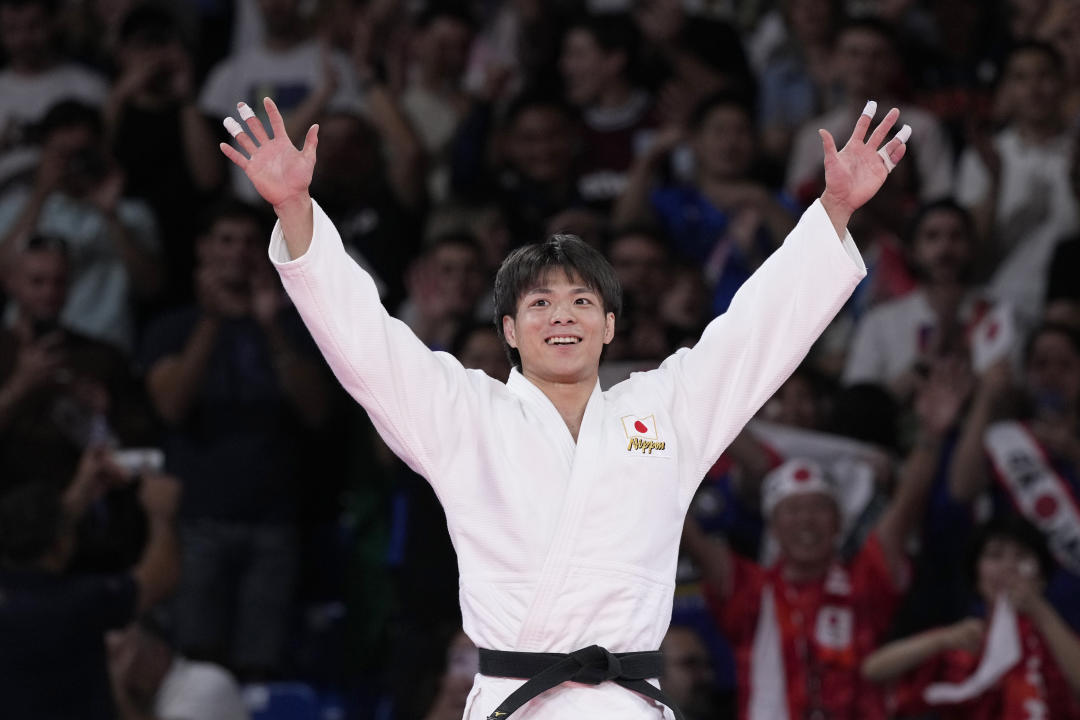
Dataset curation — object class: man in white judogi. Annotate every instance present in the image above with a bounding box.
[218,97,911,719]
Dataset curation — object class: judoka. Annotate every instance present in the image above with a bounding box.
[219,97,910,719]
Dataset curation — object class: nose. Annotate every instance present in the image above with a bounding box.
[549,299,577,325]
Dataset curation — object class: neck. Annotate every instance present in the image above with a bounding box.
[523,369,596,441]
[264,31,302,52]
[924,283,966,316]
[1017,118,1061,145]
[595,80,632,110]
[781,557,830,584]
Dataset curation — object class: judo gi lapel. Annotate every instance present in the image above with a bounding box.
[507,370,606,650]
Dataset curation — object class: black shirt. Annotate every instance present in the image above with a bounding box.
[0,569,136,720]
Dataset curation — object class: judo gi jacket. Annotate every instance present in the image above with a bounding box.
[269,198,867,719]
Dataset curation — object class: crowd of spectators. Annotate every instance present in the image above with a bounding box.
[2,0,1080,718]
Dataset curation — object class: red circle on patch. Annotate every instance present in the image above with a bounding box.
[1034,495,1058,519]
[634,420,648,433]
[986,322,999,340]
[793,467,812,482]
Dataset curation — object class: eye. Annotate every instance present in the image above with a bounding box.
[531,299,549,307]
[575,297,592,305]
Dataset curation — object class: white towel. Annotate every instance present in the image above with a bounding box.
[924,597,1022,705]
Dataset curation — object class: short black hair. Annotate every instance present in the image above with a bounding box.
[34,100,104,143]
[1004,40,1065,77]
[968,513,1056,588]
[197,197,275,238]
[0,0,58,12]
[837,15,900,52]
[0,483,65,568]
[688,90,756,133]
[1024,322,1080,366]
[904,198,974,248]
[501,87,578,131]
[414,2,475,31]
[450,321,498,359]
[493,234,622,369]
[422,229,482,260]
[566,12,641,80]
[118,4,181,46]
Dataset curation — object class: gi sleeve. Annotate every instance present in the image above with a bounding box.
[651,198,866,490]
[269,199,477,482]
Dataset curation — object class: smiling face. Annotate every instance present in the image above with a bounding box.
[977,536,1044,604]
[772,493,840,571]
[502,269,615,386]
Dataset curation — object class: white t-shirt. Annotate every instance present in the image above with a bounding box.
[0,188,160,352]
[0,65,108,188]
[199,41,363,201]
[843,288,989,387]
[955,128,1079,326]
[155,657,249,720]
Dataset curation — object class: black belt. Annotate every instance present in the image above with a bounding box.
[478,645,685,719]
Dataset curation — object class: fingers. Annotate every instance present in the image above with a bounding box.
[237,101,269,144]
[867,106,901,149]
[818,128,838,158]
[223,115,257,156]
[301,123,320,162]
[877,138,908,172]
[846,99,877,146]
[264,96,287,140]
[219,142,248,170]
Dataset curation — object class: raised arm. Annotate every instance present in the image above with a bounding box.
[219,97,480,483]
[655,104,911,488]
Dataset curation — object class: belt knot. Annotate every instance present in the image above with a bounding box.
[568,645,622,684]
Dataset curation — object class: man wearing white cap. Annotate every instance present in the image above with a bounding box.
[684,454,934,720]
[217,93,910,719]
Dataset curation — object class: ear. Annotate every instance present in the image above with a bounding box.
[602,312,615,345]
[502,314,518,349]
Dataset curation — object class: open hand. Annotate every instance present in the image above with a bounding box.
[819,104,909,224]
[219,97,318,210]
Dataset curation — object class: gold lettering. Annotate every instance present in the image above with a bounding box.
[627,438,666,454]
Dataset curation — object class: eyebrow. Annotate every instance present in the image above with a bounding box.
[524,286,596,295]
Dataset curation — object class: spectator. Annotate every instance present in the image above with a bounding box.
[400,4,474,202]
[660,624,729,720]
[615,92,797,315]
[141,199,330,677]
[0,100,164,352]
[863,515,1080,718]
[0,0,109,190]
[786,17,954,207]
[843,199,988,399]
[754,0,843,165]
[0,451,181,720]
[682,364,958,720]
[957,41,1079,327]
[950,323,1080,631]
[452,89,583,245]
[397,232,486,351]
[451,322,511,384]
[199,0,362,202]
[0,234,155,481]
[420,630,478,720]
[107,619,249,720]
[105,4,225,305]
[559,12,659,210]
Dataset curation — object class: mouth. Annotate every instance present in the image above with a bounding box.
[545,336,582,346]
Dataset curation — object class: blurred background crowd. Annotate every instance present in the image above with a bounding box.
[2,0,1080,718]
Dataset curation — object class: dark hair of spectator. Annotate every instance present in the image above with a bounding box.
[830,382,898,450]
[501,88,578,130]
[566,13,642,83]
[414,2,475,31]
[34,100,104,143]
[967,513,1056,590]
[196,197,276,238]
[118,4,181,47]
[688,91,756,133]
[837,15,899,52]
[422,229,483,259]
[24,233,70,257]
[607,222,668,253]
[0,483,66,568]
[1024,322,1080,367]
[493,235,622,368]
[1003,40,1065,78]
[903,198,975,250]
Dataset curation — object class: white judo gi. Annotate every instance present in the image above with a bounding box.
[269,198,866,719]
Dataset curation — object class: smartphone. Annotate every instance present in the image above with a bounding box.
[112,448,165,475]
